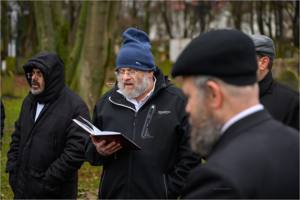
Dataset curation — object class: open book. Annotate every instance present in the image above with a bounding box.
[72,116,141,151]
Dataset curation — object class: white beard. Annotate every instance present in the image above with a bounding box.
[189,100,222,157]
[118,73,152,99]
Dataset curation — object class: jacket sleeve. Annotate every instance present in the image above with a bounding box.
[167,102,200,199]
[44,103,90,186]
[85,103,113,166]
[6,107,22,172]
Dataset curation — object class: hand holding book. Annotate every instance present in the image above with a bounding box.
[72,116,142,151]
[90,136,122,156]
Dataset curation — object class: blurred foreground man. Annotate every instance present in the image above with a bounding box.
[6,52,90,199]
[85,28,199,199]
[249,35,299,130]
[171,29,299,199]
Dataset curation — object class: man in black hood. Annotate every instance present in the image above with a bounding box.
[6,52,90,199]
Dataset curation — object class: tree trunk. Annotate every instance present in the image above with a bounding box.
[230,1,243,30]
[199,1,206,34]
[1,1,9,59]
[256,1,265,35]
[144,1,151,35]
[69,1,82,47]
[67,1,89,87]
[249,1,254,34]
[278,2,283,42]
[76,1,121,111]
[285,1,299,48]
[23,1,35,57]
[264,1,273,38]
[292,1,299,48]
[274,2,281,41]
[183,1,188,38]
[131,1,137,27]
[162,1,173,38]
[34,1,56,52]
[50,1,70,64]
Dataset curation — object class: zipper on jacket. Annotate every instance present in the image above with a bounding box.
[100,169,106,199]
[127,111,138,198]
[163,174,168,199]
[141,105,156,138]
[109,96,146,198]
[108,97,136,112]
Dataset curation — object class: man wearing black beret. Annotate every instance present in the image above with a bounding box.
[249,35,299,130]
[171,29,299,199]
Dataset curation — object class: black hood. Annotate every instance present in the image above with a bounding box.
[23,52,65,104]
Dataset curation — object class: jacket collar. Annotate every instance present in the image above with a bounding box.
[207,109,273,159]
[258,70,274,97]
[109,66,170,111]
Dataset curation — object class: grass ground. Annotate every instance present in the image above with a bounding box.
[1,76,106,199]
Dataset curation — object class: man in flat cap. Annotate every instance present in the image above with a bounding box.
[171,29,299,199]
[249,35,299,130]
[85,28,199,199]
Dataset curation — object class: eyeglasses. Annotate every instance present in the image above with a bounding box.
[115,70,139,78]
[27,72,43,79]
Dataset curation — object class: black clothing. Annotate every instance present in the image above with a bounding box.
[85,67,199,199]
[259,71,299,130]
[1,99,5,150]
[171,29,258,86]
[6,52,90,199]
[182,109,299,199]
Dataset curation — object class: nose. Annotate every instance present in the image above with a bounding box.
[31,74,37,81]
[123,72,131,80]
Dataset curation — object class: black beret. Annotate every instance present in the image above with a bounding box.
[171,29,258,86]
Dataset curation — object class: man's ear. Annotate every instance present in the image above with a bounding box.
[206,81,223,109]
[149,71,154,78]
[258,57,270,71]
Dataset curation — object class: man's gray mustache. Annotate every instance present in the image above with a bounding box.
[31,81,40,87]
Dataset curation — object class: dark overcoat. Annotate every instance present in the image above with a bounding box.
[259,71,299,130]
[182,109,299,199]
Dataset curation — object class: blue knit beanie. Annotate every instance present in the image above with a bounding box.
[116,28,156,72]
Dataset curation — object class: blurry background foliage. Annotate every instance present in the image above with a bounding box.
[1,1,299,199]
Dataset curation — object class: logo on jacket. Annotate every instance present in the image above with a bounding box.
[158,111,171,114]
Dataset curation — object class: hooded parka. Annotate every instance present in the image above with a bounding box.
[85,67,200,199]
[6,52,90,199]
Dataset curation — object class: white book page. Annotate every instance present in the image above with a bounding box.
[72,118,121,136]
[94,131,121,136]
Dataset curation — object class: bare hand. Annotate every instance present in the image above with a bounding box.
[91,135,122,156]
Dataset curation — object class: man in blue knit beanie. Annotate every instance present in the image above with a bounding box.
[85,28,199,199]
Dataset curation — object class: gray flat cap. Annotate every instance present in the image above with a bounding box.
[249,35,275,60]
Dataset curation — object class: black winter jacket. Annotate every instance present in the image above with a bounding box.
[85,67,200,199]
[6,52,90,199]
[259,71,299,130]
